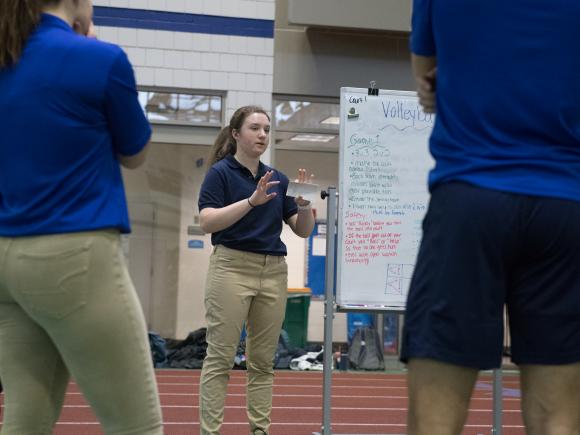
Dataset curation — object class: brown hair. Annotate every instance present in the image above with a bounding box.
[0,0,60,68]
[206,105,270,169]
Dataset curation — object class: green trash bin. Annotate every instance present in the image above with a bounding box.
[282,290,311,349]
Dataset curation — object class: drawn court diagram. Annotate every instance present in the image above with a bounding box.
[385,263,414,296]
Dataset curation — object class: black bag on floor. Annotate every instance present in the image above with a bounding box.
[274,329,306,369]
[348,326,385,370]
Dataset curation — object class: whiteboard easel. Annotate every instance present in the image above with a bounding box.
[337,87,434,310]
[314,87,503,435]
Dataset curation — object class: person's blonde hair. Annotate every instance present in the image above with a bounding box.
[206,105,270,169]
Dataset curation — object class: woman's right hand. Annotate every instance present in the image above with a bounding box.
[73,20,96,38]
[249,170,280,206]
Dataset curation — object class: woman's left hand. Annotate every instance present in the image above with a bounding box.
[294,168,314,207]
[417,67,437,113]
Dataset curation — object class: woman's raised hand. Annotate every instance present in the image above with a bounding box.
[295,168,314,184]
[294,168,315,207]
[249,170,280,206]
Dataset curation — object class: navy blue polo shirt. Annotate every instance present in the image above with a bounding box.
[0,14,150,236]
[411,0,580,201]
[198,155,298,255]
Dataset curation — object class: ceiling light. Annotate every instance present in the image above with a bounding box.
[290,134,335,143]
[320,116,340,125]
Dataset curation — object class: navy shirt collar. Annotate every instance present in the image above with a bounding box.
[225,155,269,180]
[39,13,74,34]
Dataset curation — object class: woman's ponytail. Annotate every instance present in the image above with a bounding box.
[206,126,236,170]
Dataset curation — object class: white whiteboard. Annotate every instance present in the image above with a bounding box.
[337,88,435,310]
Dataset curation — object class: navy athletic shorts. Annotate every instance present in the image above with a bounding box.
[400,182,580,369]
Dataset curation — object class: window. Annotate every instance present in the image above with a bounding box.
[138,90,223,126]
[273,98,340,152]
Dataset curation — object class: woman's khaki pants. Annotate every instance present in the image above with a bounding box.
[0,230,163,435]
[200,245,288,435]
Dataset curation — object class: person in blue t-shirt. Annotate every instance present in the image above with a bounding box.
[198,105,315,435]
[402,1,580,434]
[0,1,163,434]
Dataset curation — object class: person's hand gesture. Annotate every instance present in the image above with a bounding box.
[417,67,436,114]
[294,168,315,207]
[86,22,97,38]
[73,20,96,38]
[249,170,280,206]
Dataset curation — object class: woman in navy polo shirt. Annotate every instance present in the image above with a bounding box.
[0,1,162,434]
[198,106,315,435]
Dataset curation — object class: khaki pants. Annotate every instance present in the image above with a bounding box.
[200,245,288,435]
[0,230,163,435]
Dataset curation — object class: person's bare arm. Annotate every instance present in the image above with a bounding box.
[200,200,254,234]
[286,206,315,238]
[286,169,315,238]
[200,171,279,234]
[118,143,150,169]
[412,54,437,113]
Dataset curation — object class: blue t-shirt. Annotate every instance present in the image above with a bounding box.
[0,14,150,236]
[411,0,580,201]
[198,155,298,255]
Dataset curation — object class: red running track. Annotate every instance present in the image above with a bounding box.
[1,369,524,434]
